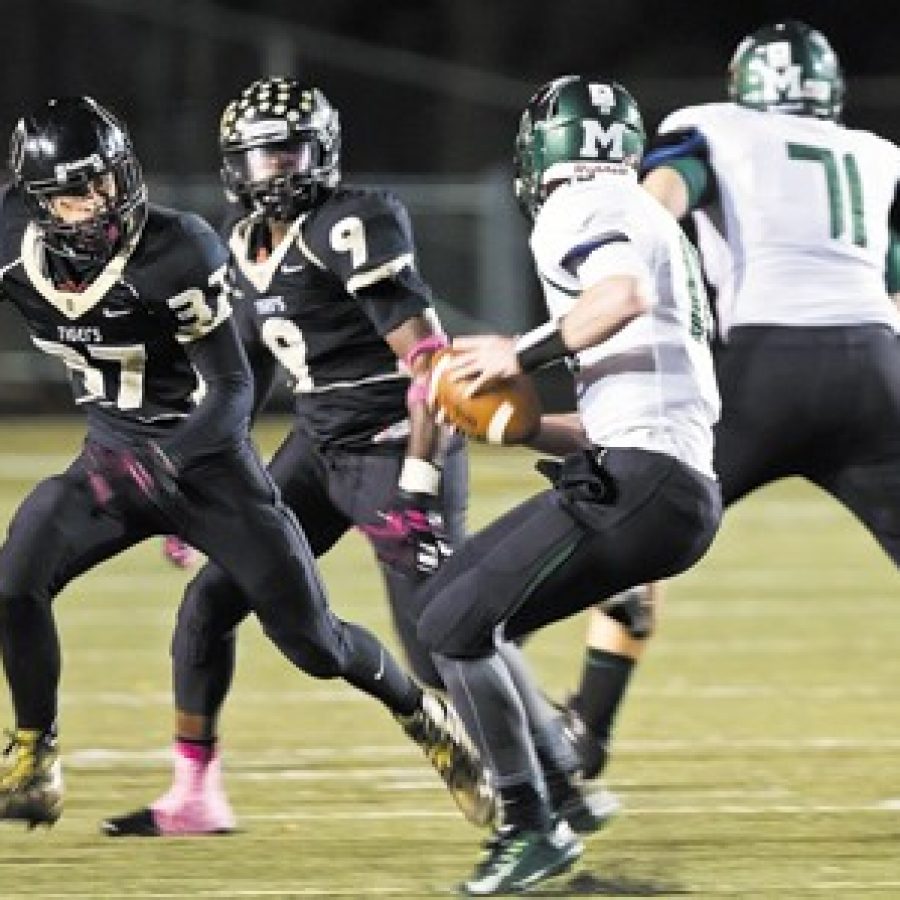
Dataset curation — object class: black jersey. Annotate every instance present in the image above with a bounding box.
[0,186,235,451]
[225,187,433,448]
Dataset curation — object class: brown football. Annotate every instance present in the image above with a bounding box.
[428,347,542,445]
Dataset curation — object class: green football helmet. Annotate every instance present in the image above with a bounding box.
[513,75,645,219]
[728,20,844,120]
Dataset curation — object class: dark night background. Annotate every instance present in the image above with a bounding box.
[4,0,896,178]
[0,0,896,408]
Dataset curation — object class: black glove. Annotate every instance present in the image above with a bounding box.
[85,441,183,521]
[358,490,454,578]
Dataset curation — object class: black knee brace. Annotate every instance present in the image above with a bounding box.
[597,586,655,640]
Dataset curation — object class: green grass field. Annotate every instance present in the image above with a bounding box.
[0,417,897,898]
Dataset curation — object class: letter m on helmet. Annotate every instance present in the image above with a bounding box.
[579,121,627,160]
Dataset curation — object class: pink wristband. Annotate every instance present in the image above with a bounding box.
[403,334,448,370]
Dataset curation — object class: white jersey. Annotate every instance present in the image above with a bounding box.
[658,103,900,335]
[530,175,720,478]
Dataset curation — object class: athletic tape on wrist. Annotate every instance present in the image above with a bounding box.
[399,457,441,495]
[406,377,430,408]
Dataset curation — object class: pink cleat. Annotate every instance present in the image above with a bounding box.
[162,536,201,570]
[100,743,235,836]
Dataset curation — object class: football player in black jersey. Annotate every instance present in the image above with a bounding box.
[100,79,498,836]
[214,80,464,685]
[0,95,490,831]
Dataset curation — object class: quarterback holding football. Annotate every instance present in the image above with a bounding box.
[415,75,722,894]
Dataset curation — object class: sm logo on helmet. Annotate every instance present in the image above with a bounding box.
[749,41,804,101]
[579,121,627,161]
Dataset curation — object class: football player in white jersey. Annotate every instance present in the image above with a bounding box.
[565,20,900,781]
[414,76,721,895]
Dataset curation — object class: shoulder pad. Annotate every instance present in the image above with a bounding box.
[302,187,416,293]
[173,210,229,271]
[657,102,734,135]
[138,207,228,295]
[321,186,409,223]
[533,179,640,270]
[219,201,248,242]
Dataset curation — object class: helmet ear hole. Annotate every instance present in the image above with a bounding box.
[218,79,341,220]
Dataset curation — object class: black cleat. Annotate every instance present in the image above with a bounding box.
[101,807,161,837]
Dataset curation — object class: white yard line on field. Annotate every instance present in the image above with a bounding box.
[12,886,900,900]
[56,678,898,709]
[65,734,900,772]
[6,891,409,899]
[11,881,900,900]
[238,802,900,819]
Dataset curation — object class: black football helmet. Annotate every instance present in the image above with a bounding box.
[219,78,340,220]
[514,75,645,219]
[9,96,147,261]
[729,21,844,120]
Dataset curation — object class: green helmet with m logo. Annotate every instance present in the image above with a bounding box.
[513,75,646,219]
[728,20,844,120]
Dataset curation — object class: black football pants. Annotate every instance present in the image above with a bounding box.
[0,436,413,730]
[713,324,900,566]
[414,446,720,815]
[417,447,722,657]
[171,427,467,718]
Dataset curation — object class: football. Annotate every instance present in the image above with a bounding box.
[428,347,542,445]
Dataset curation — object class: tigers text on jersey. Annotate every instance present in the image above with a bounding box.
[225,187,432,447]
[531,175,720,478]
[0,187,231,446]
[659,103,900,334]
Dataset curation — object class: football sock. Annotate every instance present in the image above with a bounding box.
[573,648,635,744]
[175,737,217,765]
[541,767,578,812]
[0,596,60,731]
[498,780,551,832]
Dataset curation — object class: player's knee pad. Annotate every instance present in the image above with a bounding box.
[596,586,655,640]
